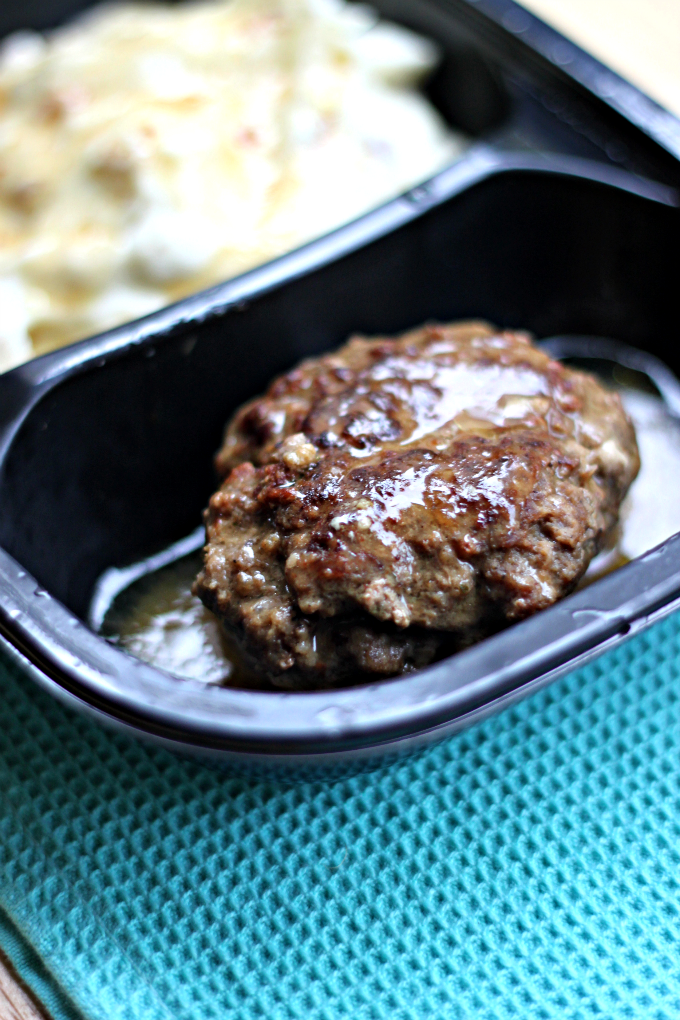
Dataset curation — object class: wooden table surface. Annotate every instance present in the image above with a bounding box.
[1,1,678,1017]
[0,951,47,1020]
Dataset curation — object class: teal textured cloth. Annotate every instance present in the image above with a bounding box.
[2,611,680,1020]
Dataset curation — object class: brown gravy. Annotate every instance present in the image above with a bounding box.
[100,386,680,684]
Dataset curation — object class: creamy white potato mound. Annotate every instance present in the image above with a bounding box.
[0,0,464,370]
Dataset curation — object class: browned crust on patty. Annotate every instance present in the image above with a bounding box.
[196,321,639,688]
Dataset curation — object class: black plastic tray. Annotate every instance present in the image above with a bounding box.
[0,0,679,770]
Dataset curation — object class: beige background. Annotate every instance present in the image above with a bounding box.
[520,0,680,117]
[0,0,678,1017]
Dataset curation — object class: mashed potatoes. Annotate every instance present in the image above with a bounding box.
[0,0,464,370]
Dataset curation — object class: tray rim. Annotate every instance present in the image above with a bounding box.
[460,0,680,163]
[0,152,678,760]
[2,0,680,762]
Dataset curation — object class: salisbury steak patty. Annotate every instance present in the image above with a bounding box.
[195,321,639,688]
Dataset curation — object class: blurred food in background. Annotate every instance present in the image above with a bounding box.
[0,0,464,371]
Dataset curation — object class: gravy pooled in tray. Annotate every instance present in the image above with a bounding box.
[195,321,639,688]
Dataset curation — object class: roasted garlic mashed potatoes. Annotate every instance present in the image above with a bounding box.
[0,0,463,370]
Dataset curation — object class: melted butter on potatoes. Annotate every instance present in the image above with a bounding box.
[0,0,463,370]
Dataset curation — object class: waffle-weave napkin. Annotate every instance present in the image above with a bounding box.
[2,611,680,1019]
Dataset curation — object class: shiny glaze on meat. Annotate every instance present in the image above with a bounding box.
[196,321,639,688]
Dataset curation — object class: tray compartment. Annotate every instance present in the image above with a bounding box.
[0,163,676,620]
[0,0,679,766]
